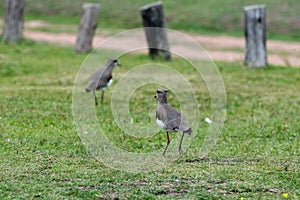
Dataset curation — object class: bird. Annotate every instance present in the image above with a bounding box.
[85,58,121,105]
[154,89,192,155]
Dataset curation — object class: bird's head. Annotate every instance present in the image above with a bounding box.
[154,89,168,103]
[109,58,122,67]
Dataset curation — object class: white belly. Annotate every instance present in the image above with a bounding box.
[102,79,113,91]
[156,118,166,129]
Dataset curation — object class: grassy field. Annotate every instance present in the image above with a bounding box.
[1,0,300,41]
[1,38,299,199]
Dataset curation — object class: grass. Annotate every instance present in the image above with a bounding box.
[0,38,299,199]
[1,0,300,41]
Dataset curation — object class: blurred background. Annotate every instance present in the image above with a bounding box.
[1,0,299,41]
[1,1,299,199]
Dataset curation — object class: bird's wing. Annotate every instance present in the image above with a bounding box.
[98,68,113,88]
[86,67,105,90]
[91,67,113,90]
[164,104,191,132]
[104,73,112,83]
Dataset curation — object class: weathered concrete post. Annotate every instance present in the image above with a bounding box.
[2,0,25,41]
[75,3,100,53]
[140,1,171,60]
[244,5,267,67]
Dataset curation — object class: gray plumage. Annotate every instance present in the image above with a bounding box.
[154,89,192,155]
[85,58,121,105]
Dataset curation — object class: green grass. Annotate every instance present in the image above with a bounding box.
[0,39,299,199]
[1,0,300,41]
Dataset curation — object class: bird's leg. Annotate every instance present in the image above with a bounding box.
[101,91,104,104]
[93,91,98,106]
[179,132,185,155]
[163,132,170,156]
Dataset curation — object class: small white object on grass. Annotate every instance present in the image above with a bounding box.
[205,117,212,124]
[83,131,89,135]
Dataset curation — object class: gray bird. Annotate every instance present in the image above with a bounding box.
[85,58,121,105]
[154,89,192,155]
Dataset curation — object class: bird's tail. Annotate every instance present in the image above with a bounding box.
[85,87,91,92]
[183,128,192,135]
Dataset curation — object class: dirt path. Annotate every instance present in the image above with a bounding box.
[22,25,300,67]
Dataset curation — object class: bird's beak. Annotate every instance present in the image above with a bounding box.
[118,63,122,67]
[154,95,157,98]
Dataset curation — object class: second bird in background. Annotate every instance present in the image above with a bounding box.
[85,58,121,105]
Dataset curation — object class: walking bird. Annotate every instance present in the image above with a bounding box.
[154,89,192,155]
[85,58,121,105]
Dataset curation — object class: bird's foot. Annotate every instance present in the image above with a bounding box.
[179,147,183,155]
[163,148,168,156]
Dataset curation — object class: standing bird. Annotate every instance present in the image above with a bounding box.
[85,58,121,105]
[154,89,192,155]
